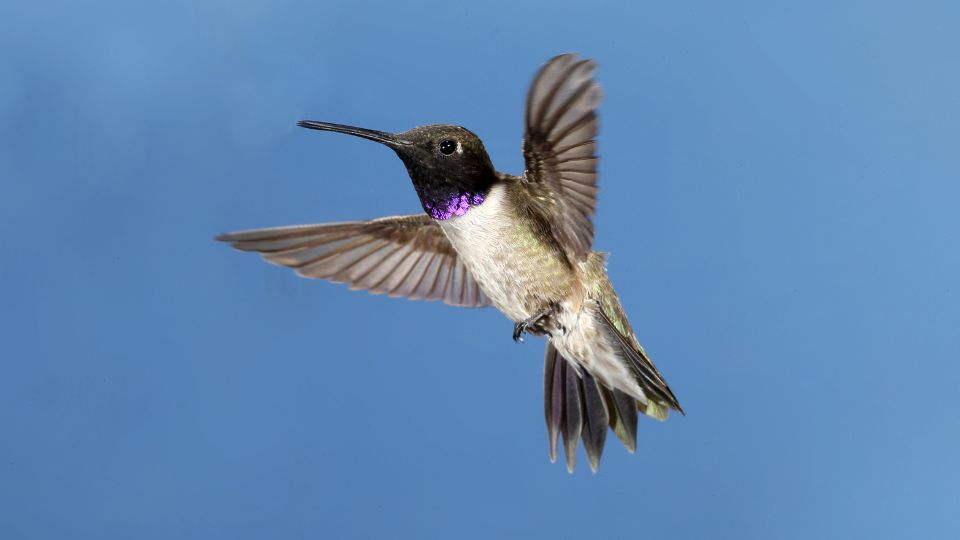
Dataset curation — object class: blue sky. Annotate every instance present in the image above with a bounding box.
[2,1,958,538]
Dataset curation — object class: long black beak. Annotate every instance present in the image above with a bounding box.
[296,121,411,147]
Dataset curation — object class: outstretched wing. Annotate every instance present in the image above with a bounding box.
[522,53,603,263]
[217,214,491,308]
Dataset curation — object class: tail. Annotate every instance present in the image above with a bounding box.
[544,342,639,473]
[543,257,682,472]
[543,335,682,473]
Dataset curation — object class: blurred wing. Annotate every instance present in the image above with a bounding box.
[522,53,603,262]
[217,214,491,308]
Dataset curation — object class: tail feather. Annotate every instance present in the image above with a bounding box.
[602,384,638,453]
[561,357,583,473]
[544,342,651,472]
[544,344,564,463]
[579,368,609,471]
[542,254,682,472]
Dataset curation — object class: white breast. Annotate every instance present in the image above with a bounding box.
[439,185,648,401]
[438,183,560,322]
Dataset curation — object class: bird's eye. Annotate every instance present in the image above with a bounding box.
[438,139,457,155]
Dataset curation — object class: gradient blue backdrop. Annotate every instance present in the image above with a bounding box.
[2,1,958,538]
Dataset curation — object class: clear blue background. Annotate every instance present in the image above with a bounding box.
[2,1,958,538]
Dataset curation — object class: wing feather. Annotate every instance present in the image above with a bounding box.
[522,53,603,262]
[217,214,491,308]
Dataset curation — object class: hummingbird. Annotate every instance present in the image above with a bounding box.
[218,54,682,472]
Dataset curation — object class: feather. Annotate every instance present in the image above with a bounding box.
[543,343,563,463]
[579,369,609,472]
[217,214,491,308]
[522,53,602,263]
[562,358,582,473]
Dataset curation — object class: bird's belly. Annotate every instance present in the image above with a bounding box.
[459,246,558,322]
[449,227,570,322]
[439,191,572,322]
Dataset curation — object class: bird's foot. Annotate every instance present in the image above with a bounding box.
[512,321,528,343]
[512,309,554,343]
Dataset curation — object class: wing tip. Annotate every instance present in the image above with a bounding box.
[545,52,577,67]
[544,52,595,69]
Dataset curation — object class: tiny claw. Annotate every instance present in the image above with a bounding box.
[512,309,557,344]
[512,322,525,343]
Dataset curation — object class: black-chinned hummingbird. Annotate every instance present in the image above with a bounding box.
[218,54,683,472]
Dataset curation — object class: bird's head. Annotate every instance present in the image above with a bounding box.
[297,121,497,220]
